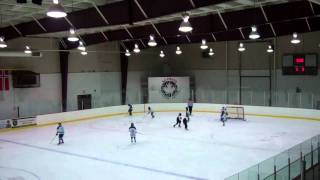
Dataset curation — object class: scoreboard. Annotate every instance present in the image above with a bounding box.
[282,54,318,75]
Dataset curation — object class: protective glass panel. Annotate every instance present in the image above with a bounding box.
[290,159,301,179]
[275,165,289,180]
[259,158,274,179]
[304,152,312,170]
[275,151,289,171]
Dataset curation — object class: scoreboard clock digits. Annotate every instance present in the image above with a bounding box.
[282,54,318,75]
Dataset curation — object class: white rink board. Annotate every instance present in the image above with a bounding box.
[36,103,320,125]
[36,104,145,125]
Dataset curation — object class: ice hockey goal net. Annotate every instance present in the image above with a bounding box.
[226,106,245,120]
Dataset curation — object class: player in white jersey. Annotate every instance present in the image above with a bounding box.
[56,123,64,145]
[129,123,137,143]
[173,113,182,128]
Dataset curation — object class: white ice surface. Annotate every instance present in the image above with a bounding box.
[0,112,319,180]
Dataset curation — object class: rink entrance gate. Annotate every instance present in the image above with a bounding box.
[77,94,92,110]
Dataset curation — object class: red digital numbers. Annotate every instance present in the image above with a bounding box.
[295,66,306,73]
[295,58,304,63]
[294,57,306,74]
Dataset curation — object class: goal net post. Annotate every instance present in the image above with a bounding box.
[225,106,245,120]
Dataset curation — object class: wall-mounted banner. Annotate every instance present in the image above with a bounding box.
[11,117,36,128]
[148,77,190,103]
[0,119,12,129]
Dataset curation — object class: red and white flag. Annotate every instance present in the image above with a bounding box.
[0,70,10,91]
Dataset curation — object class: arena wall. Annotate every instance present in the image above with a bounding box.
[1,32,320,119]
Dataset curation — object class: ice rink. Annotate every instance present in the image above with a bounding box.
[0,112,319,180]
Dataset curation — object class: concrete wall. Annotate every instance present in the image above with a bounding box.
[0,38,122,119]
[67,72,121,111]
[126,31,320,108]
[0,74,61,119]
[0,37,60,73]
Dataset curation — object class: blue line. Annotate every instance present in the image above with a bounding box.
[0,139,207,180]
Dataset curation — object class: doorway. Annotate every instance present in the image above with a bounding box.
[77,94,92,110]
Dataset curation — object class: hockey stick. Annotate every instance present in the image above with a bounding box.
[49,135,57,144]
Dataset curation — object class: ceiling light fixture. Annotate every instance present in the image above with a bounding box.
[208,48,214,56]
[238,43,246,52]
[148,35,157,47]
[0,36,7,48]
[77,41,85,51]
[267,45,274,53]
[249,25,260,39]
[133,44,140,53]
[0,14,6,48]
[291,32,301,44]
[81,51,87,55]
[67,28,79,42]
[159,50,165,58]
[179,13,192,33]
[125,49,131,56]
[47,0,67,18]
[176,46,182,55]
[200,39,208,50]
[24,46,32,54]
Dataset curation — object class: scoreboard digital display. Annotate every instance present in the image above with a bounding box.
[282,54,318,75]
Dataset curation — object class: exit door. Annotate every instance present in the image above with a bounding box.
[78,94,92,110]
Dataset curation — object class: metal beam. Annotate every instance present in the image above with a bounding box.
[59,44,69,112]
[134,0,148,18]
[150,23,161,36]
[139,39,146,48]
[189,0,196,8]
[101,31,109,41]
[217,10,228,30]
[123,26,134,39]
[309,0,320,5]
[260,3,269,22]
[150,22,167,45]
[269,23,276,37]
[10,23,22,36]
[185,35,191,42]
[91,2,110,25]
[32,16,47,32]
[309,1,315,14]
[239,28,245,39]
[0,0,297,41]
[119,41,127,50]
[59,39,67,49]
[64,17,76,29]
[119,45,129,105]
[1,1,84,25]
[305,18,311,31]
[162,37,168,45]
[211,33,217,41]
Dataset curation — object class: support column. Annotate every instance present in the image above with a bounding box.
[59,44,69,112]
[120,46,128,105]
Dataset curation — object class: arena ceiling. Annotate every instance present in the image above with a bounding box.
[0,0,320,50]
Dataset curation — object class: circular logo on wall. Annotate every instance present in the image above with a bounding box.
[12,119,18,127]
[160,78,179,99]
